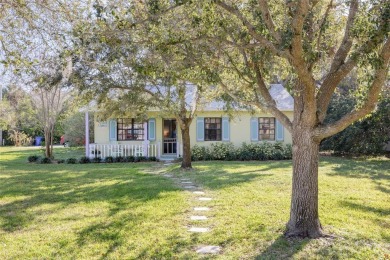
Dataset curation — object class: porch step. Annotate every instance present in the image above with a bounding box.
[159,156,178,162]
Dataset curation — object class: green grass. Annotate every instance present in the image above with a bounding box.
[0,146,389,259]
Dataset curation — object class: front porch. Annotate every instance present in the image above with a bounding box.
[88,141,183,159]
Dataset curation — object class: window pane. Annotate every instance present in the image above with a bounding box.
[204,118,222,141]
[258,117,276,141]
[117,118,144,141]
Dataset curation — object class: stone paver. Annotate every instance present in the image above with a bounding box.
[163,174,173,178]
[193,191,205,195]
[181,181,193,184]
[189,227,209,233]
[198,197,212,201]
[184,185,197,189]
[190,216,208,220]
[196,246,221,254]
[194,207,210,211]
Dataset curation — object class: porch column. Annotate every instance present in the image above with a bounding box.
[85,111,90,157]
[143,121,149,157]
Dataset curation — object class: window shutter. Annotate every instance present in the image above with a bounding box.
[196,117,204,142]
[250,117,259,141]
[109,119,117,141]
[276,119,284,141]
[148,118,156,141]
[222,117,230,142]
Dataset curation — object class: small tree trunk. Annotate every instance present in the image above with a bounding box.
[50,128,54,159]
[285,127,323,238]
[44,129,52,158]
[180,125,192,169]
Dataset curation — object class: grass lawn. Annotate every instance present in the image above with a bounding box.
[0,146,389,259]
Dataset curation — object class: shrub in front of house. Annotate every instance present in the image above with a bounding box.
[115,156,125,163]
[66,158,77,164]
[134,156,148,162]
[28,155,41,163]
[124,156,135,162]
[191,145,211,161]
[104,156,114,163]
[40,157,52,164]
[79,156,91,164]
[92,157,102,163]
[57,159,65,164]
[191,142,292,161]
[210,142,235,160]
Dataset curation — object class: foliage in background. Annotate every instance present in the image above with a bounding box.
[0,85,70,146]
[191,142,292,161]
[321,88,390,155]
[0,86,41,145]
[63,112,94,146]
[7,130,33,147]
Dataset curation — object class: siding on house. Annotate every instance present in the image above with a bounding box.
[94,110,293,148]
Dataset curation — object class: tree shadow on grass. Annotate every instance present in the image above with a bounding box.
[322,157,390,194]
[255,235,310,259]
[180,160,292,190]
[0,167,180,232]
[340,200,390,216]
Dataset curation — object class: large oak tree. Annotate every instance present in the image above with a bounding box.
[174,0,389,238]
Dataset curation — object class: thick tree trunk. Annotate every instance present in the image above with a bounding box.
[180,125,192,169]
[285,127,323,238]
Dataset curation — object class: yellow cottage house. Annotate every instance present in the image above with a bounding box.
[88,84,293,159]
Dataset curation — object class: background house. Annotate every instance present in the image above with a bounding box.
[90,84,293,159]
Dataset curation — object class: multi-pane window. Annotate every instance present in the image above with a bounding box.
[117,118,144,141]
[205,117,222,141]
[259,117,275,140]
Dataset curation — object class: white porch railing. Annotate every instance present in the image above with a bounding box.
[89,143,160,159]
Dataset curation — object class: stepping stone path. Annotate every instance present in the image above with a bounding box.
[191,216,208,220]
[163,163,173,166]
[193,191,205,195]
[184,185,197,189]
[189,227,209,233]
[198,197,212,201]
[194,207,210,211]
[161,165,221,255]
[196,246,222,254]
[187,183,221,254]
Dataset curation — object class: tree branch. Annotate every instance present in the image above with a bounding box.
[314,38,390,140]
[308,0,334,71]
[316,0,359,121]
[215,1,290,58]
[289,0,316,95]
[257,0,281,43]
[252,59,293,132]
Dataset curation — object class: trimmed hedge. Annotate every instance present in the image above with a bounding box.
[191,142,292,161]
[66,158,77,164]
[28,155,41,163]
[104,156,114,163]
[27,155,159,164]
[79,156,91,164]
[39,157,52,164]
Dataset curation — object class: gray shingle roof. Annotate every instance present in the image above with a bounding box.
[200,84,293,111]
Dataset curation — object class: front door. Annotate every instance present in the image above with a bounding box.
[163,119,177,154]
